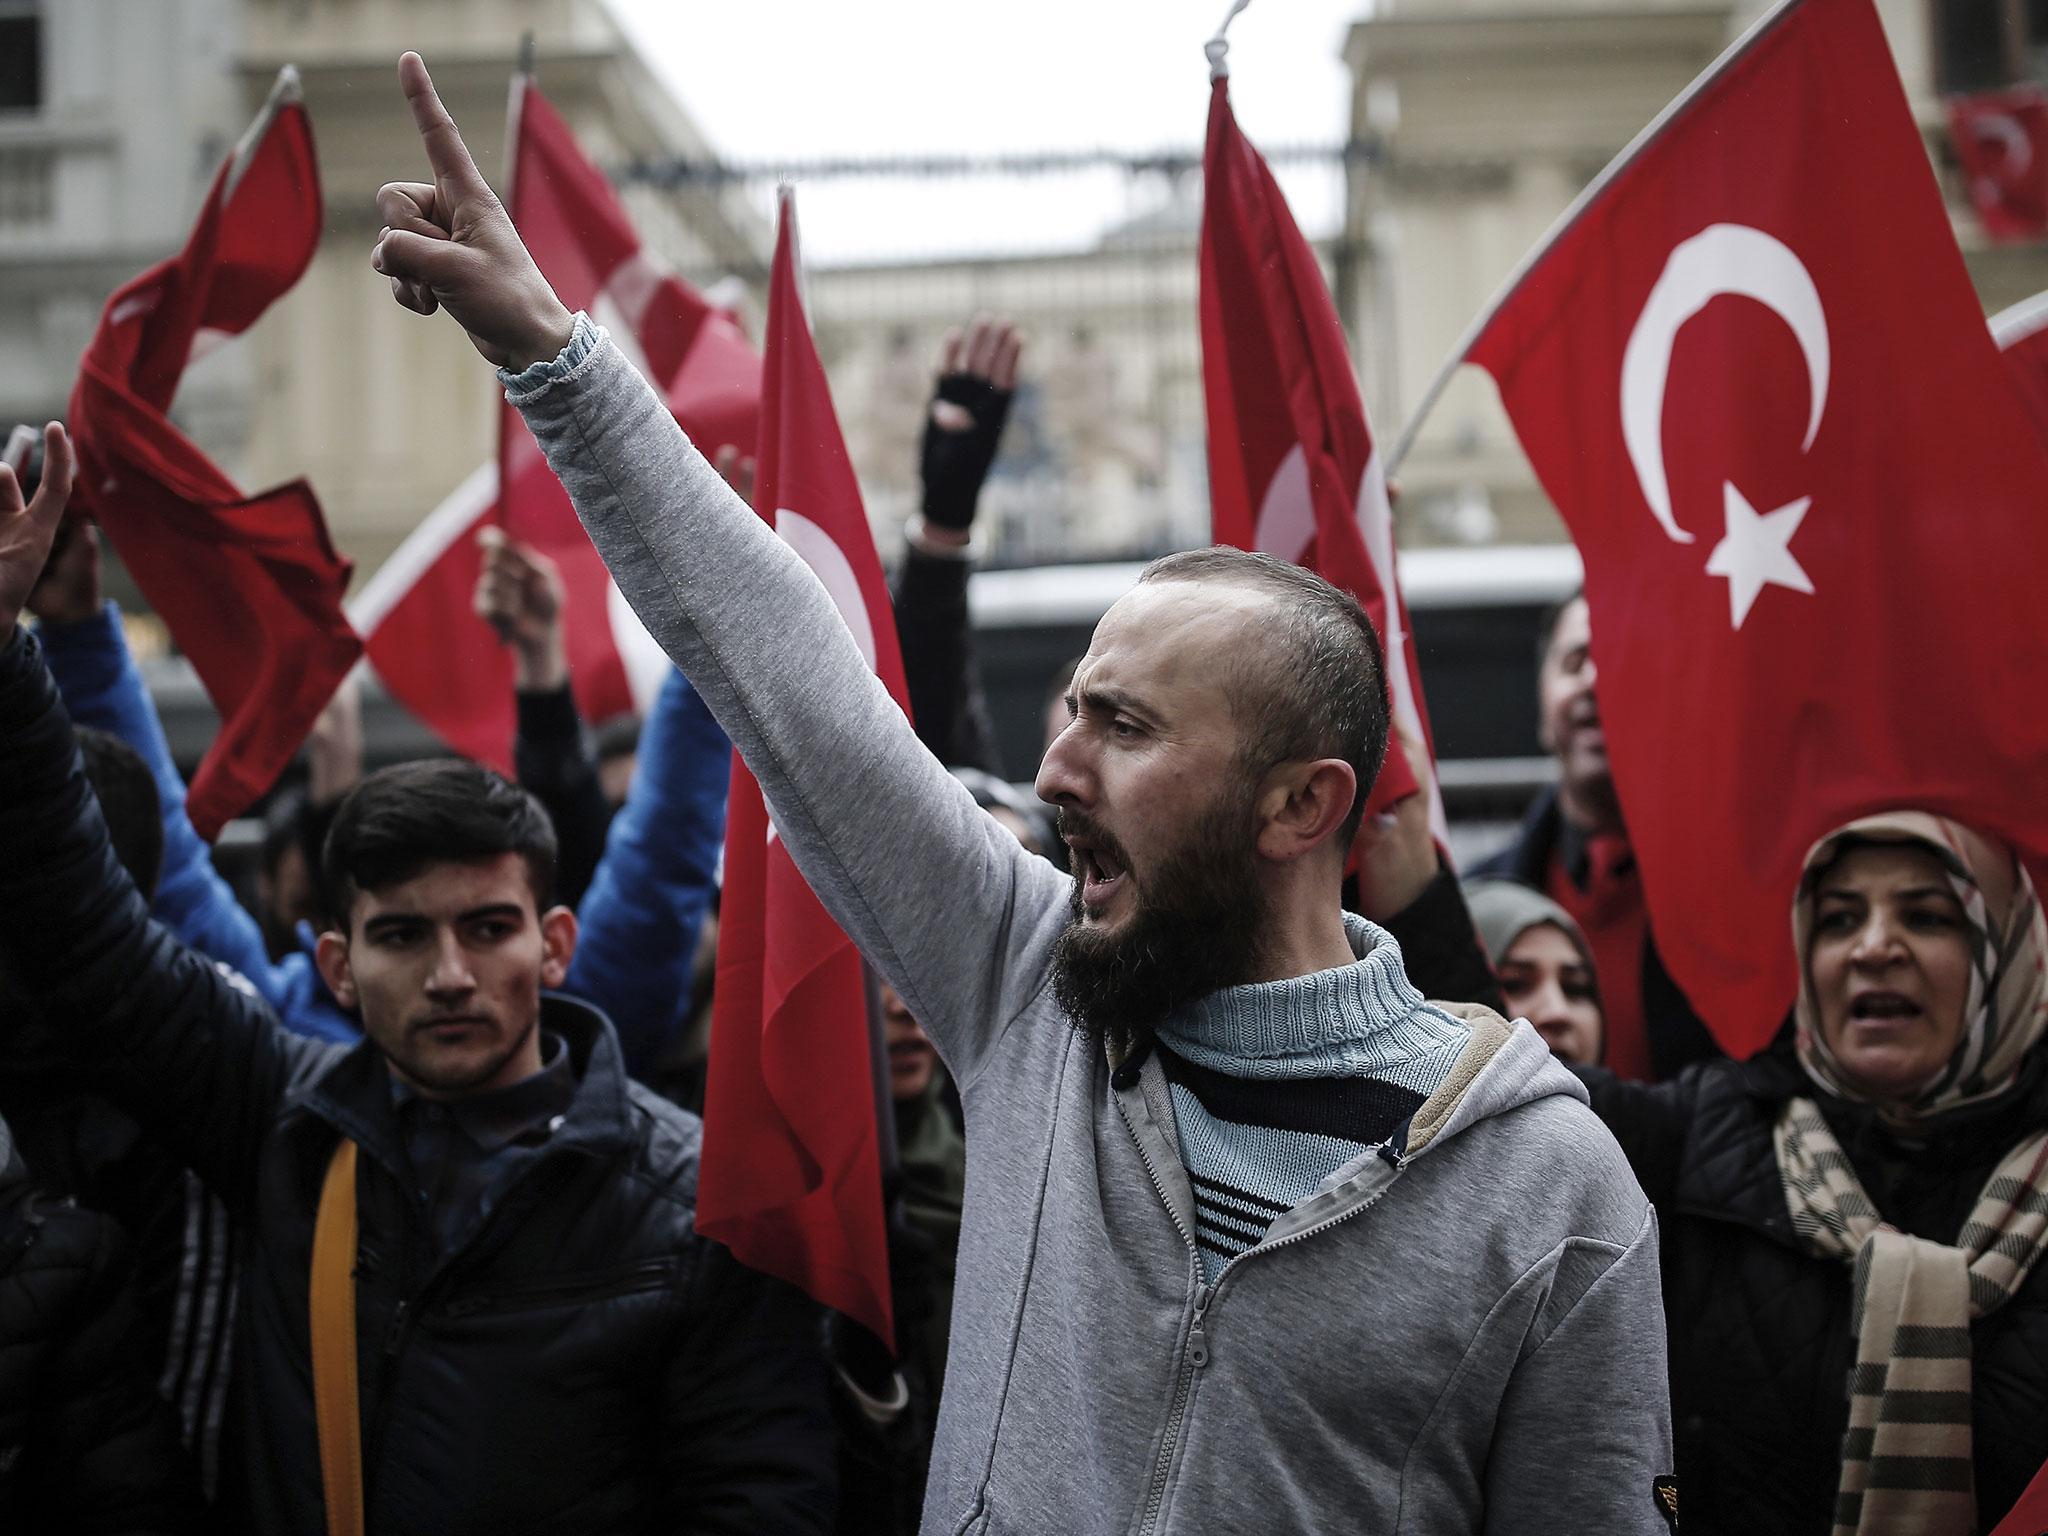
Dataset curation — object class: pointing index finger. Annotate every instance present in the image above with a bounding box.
[399,52,486,196]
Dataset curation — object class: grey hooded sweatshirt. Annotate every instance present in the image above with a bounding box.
[509,321,1674,1536]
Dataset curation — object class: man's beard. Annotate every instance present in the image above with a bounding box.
[1051,785,1272,1060]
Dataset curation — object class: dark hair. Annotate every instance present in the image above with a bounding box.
[1138,547,1389,846]
[1534,586,1587,675]
[76,726,165,901]
[261,786,339,879]
[321,758,558,925]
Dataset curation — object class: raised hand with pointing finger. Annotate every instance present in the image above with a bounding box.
[371,53,573,370]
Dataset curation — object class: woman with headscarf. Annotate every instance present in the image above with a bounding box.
[1580,812,2048,1535]
[1464,878,1606,1066]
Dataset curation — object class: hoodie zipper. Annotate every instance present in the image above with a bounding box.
[1111,1087,1213,1536]
[1120,1074,1411,1536]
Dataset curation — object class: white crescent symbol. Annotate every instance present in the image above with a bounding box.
[605,578,672,718]
[1250,443,1314,564]
[1975,112,2033,176]
[1620,223,1829,546]
[775,508,879,672]
[758,507,879,853]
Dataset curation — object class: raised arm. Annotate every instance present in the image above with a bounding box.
[475,527,612,906]
[1349,728,1507,1013]
[32,579,357,1043]
[371,57,1070,1086]
[890,316,1022,774]
[565,666,729,1075]
[0,429,332,1210]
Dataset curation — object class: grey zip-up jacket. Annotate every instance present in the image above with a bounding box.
[510,323,1675,1536]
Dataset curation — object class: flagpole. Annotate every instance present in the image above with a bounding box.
[1383,0,1810,476]
[223,65,301,202]
[1204,0,1252,80]
[494,39,534,534]
[504,34,533,213]
[862,962,901,1188]
[1990,288,2048,349]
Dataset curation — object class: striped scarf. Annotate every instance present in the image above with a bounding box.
[1773,1096,2048,1536]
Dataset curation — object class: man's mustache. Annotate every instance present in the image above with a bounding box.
[1056,809,1135,874]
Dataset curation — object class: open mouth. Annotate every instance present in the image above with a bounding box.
[1072,842,1129,909]
[1849,991,1922,1022]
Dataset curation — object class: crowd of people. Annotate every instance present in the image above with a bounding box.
[0,50,2042,1536]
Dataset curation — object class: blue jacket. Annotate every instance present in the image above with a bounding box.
[565,666,730,1076]
[37,603,358,1045]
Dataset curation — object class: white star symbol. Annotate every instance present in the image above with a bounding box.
[1704,482,1813,629]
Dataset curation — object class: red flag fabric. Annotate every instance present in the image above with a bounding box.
[359,78,760,767]
[501,80,759,726]
[348,464,514,769]
[699,191,903,1349]
[68,68,359,839]
[1949,86,2048,243]
[1198,72,1431,824]
[1463,0,2048,1055]
[1991,290,2048,450]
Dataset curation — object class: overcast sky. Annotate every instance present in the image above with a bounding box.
[606,0,1369,264]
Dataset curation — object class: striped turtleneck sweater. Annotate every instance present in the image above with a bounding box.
[1153,913,1472,1283]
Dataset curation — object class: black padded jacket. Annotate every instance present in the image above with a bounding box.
[0,1131,201,1533]
[0,627,838,1535]
[1581,1039,2048,1533]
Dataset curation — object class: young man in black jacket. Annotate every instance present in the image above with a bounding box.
[0,425,836,1534]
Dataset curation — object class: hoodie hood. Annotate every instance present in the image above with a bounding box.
[1402,1002,1591,1161]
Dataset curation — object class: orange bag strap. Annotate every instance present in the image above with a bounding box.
[310,1138,365,1536]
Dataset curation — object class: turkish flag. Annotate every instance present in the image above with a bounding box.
[1949,86,2048,243]
[358,78,760,767]
[698,191,903,1348]
[348,463,514,768]
[68,68,360,840]
[1464,0,2048,1055]
[1199,74,1430,823]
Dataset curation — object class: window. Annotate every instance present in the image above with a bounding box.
[0,5,39,113]
[1931,0,2048,93]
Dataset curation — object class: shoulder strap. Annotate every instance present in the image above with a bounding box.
[311,1138,365,1536]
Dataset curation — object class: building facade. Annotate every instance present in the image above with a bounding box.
[0,0,765,598]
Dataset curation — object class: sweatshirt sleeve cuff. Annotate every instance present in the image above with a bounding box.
[498,312,608,405]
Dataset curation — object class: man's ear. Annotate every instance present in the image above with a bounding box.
[1254,758,1358,865]
[314,929,357,1011]
[539,905,578,990]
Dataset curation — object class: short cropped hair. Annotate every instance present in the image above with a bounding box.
[1139,547,1389,845]
[321,758,558,926]
[77,726,164,902]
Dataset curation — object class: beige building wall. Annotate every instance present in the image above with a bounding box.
[1345,0,2048,547]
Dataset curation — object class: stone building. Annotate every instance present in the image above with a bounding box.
[0,0,766,590]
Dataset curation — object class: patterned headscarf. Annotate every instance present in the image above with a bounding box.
[1791,812,2048,1126]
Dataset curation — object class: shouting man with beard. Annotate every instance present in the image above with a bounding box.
[370,53,1673,1535]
